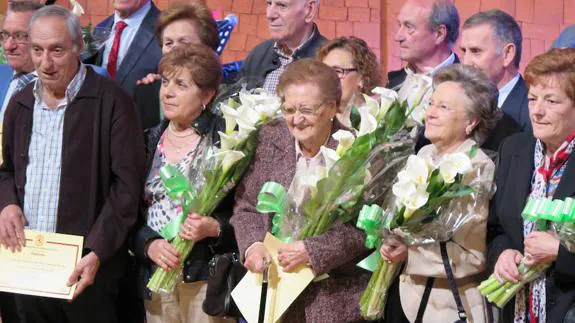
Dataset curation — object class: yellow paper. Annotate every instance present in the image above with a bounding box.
[232,233,316,323]
[0,230,84,300]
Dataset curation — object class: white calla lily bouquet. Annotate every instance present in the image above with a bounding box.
[358,146,488,320]
[147,88,281,294]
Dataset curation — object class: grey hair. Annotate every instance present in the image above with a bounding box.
[29,5,84,52]
[463,9,522,68]
[9,1,44,13]
[433,64,500,145]
[428,0,460,47]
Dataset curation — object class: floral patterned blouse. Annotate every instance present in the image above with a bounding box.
[144,131,204,233]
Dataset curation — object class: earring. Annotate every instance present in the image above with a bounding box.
[202,104,206,111]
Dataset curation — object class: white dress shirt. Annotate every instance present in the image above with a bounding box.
[101,0,152,71]
[497,73,520,108]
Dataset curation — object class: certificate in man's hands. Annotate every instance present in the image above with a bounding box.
[0,230,83,300]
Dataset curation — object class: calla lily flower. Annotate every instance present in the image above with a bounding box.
[357,106,378,137]
[320,146,340,172]
[237,105,260,128]
[444,152,473,174]
[392,180,416,201]
[218,131,240,152]
[372,87,399,119]
[403,186,429,220]
[332,130,356,156]
[439,152,472,183]
[300,174,322,198]
[254,102,280,120]
[220,103,239,135]
[236,118,257,141]
[362,94,381,119]
[403,155,429,187]
[70,0,85,16]
[215,150,245,173]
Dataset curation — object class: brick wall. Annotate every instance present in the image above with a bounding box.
[12,0,574,73]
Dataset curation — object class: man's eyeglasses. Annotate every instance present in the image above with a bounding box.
[0,31,29,43]
[331,66,358,79]
[280,101,326,116]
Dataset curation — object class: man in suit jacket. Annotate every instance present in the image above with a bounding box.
[460,9,531,132]
[86,0,162,96]
[387,0,460,89]
[0,2,41,121]
[0,6,145,322]
[240,0,326,93]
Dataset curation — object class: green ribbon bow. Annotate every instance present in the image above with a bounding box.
[522,197,575,223]
[158,165,195,240]
[356,205,384,272]
[356,204,384,249]
[256,182,290,242]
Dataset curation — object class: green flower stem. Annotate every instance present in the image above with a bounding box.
[147,238,196,293]
[359,259,401,320]
[479,263,550,308]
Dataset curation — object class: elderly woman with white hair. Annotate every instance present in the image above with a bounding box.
[381,64,498,322]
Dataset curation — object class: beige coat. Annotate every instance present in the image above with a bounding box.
[399,139,496,323]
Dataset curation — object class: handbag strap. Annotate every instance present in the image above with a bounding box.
[413,242,468,323]
[440,241,467,322]
[414,277,434,323]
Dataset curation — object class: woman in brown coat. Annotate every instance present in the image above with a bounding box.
[230,59,371,322]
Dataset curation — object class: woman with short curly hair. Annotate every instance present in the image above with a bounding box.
[317,36,383,126]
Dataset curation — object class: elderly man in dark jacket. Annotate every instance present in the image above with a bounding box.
[240,0,327,93]
[0,5,145,323]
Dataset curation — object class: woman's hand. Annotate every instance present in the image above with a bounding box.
[278,241,310,272]
[136,73,161,86]
[244,242,271,273]
[146,239,180,271]
[523,231,560,267]
[494,249,523,283]
[178,212,220,242]
[379,237,408,264]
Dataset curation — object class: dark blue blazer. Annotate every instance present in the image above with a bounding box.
[0,65,14,109]
[88,2,162,96]
[501,75,532,132]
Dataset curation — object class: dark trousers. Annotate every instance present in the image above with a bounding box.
[15,280,119,323]
[0,292,20,323]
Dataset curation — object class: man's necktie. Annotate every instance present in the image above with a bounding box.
[106,21,128,79]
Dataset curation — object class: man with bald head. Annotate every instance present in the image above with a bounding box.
[387,0,460,88]
[240,0,326,93]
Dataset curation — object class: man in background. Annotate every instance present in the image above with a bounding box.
[240,0,326,93]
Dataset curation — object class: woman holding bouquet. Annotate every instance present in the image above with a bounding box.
[316,36,383,127]
[380,64,498,322]
[231,59,371,322]
[130,45,236,323]
[488,49,575,322]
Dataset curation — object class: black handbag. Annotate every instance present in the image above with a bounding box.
[202,252,247,317]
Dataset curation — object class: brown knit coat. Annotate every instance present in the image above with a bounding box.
[231,119,371,323]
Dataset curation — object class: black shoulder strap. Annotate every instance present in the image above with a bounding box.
[440,241,468,322]
[414,242,468,323]
[414,277,434,323]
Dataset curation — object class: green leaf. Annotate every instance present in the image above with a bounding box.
[350,105,361,131]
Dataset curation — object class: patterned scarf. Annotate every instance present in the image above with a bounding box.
[514,132,575,322]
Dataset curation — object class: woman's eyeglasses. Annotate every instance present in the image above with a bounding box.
[331,66,358,78]
[280,102,326,116]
